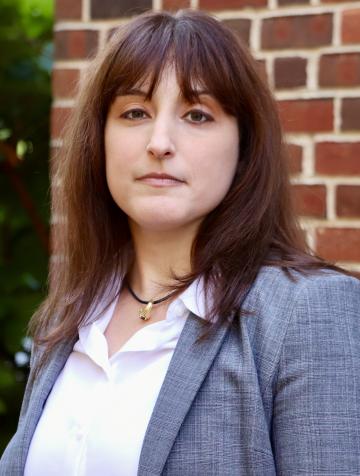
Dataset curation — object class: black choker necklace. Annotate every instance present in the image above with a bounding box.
[125,280,178,321]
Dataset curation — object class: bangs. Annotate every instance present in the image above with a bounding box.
[105,12,240,116]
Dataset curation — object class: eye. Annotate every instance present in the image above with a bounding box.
[185,110,213,124]
[120,109,148,120]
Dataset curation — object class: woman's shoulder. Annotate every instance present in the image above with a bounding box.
[239,265,360,395]
[246,264,360,313]
[242,264,360,353]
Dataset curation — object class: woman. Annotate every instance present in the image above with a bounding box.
[1,8,359,476]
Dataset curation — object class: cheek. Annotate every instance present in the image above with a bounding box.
[104,130,129,206]
[105,128,134,180]
[105,128,124,163]
[192,134,238,199]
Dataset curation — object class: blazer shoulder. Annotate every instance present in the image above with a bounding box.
[245,265,360,327]
[281,269,360,343]
[245,264,359,314]
[240,266,360,392]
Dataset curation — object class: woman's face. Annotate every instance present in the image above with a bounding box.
[104,65,239,233]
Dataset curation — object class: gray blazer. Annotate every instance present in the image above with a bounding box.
[1,265,360,475]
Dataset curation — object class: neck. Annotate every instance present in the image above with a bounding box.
[126,221,199,300]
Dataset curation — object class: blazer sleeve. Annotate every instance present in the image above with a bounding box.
[271,274,360,475]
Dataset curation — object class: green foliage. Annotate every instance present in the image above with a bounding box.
[0,0,53,452]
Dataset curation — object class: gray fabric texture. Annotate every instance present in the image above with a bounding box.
[1,265,360,475]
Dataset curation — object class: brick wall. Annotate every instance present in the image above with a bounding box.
[52,0,360,276]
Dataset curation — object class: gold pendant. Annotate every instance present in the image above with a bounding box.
[139,301,153,321]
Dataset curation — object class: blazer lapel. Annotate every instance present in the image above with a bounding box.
[18,337,77,475]
[138,312,231,476]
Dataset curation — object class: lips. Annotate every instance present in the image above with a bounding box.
[137,172,185,182]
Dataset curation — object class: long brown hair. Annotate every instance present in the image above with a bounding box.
[29,9,356,372]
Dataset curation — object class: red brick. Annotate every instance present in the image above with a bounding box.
[91,0,151,18]
[341,98,360,131]
[315,142,360,175]
[279,0,309,5]
[200,0,266,9]
[319,53,360,87]
[55,0,82,20]
[316,228,360,261]
[262,14,332,50]
[342,9,360,44]
[222,19,251,45]
[51,107,72,140]
[52,69,80,99]
[322,0,359,3]
[274,57,307,89]
[292,184,327,218]
[163,0,190,9]
[336,186,360,217]
[287,143,303,174]
[55,30,98,60]
[278,99,333,133]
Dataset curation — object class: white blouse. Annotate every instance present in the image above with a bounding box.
[24,277,208,476]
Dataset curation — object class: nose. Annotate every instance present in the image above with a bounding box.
[146,115,176,160]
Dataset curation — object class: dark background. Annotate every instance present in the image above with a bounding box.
[0,0,52,452]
